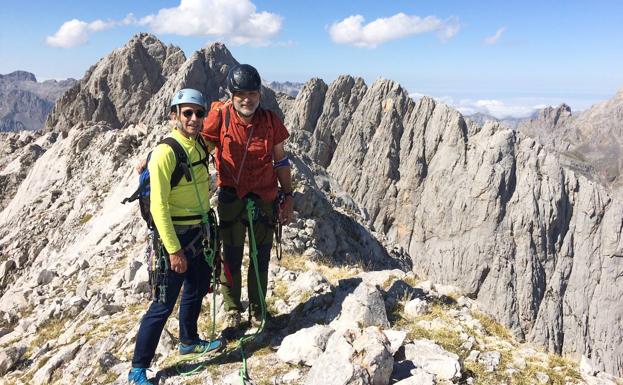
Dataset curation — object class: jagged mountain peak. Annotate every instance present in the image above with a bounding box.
[0,70,37,82]
[283,77,328,133]
[320,74,367,100]
[120,32,163,52]
[369,77,405,93]
[44,33,186,132]
[531,103,573,127]
[203,41,235,61]
[129,31,162,45]
[515,88,623,192]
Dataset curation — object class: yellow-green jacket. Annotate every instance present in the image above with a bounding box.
[149,129,211,253]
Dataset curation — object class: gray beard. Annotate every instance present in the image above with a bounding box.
[236,107,257,119]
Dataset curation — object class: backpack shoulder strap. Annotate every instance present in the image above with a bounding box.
[225,107,231,132]
[159,136,190,188]
[195,135,213,172]
[211,100,231,135]
[196,135,209,157]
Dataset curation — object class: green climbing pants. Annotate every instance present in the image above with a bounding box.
[217,187,275,317]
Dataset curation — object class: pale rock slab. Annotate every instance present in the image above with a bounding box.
[403,298,429,319]
[277,324,334,366]
[329,282,390,331]
[394,368,435,385]
[382,330,407,355]
[403,339,461,380]
[0,345,25,376]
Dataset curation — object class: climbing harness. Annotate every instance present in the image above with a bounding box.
[273,190,286,261]
[146,230,169,303]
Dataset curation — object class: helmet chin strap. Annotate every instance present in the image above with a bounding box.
[176,105,184,129]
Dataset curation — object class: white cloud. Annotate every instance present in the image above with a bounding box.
[47,1,282,49]
[329,13,459,48]
[457,99,537,118]
[436,17,460,42]
[410,92,542,119]
[120,13,138,26]
[411,91,593,119]
[140,0,282,46]
[46,19,117,48]
[484,27,506,45]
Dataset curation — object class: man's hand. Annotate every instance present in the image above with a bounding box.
[169,250,188,274]
[279,196,294,224]
[135,157,148,174]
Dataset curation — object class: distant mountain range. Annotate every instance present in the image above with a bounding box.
[0,71,76,132]
[265,80,304,97]
[465,112,529,129]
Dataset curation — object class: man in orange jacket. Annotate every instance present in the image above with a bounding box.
[202,64,294,331]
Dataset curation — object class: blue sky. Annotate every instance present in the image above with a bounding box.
[1,0,621,118]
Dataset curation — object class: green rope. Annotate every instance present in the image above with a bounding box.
[238,198,267,384]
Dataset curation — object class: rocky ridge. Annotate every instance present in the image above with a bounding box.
[1,247,619,385]
[0,71,76,132]
[516,97,623,195]
[279,77,623,377]
[0,33,621,384]
[44,33,186,132]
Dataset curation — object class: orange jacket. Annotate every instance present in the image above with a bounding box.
[202,102,289,202]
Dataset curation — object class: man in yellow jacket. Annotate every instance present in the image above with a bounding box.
[128,89,222,385]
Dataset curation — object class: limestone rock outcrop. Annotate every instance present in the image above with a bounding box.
[516,93,623,195]
[284,78,328,133]
[282,77,623,377]
[284,75,368,168]
[45,33,185,132]
[0,71,76,132]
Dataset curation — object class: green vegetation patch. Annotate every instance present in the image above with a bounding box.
[78,213,93,225]
[27,317,69,356]
[471,310,514,341]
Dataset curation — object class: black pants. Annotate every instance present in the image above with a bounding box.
[131,227,212,368]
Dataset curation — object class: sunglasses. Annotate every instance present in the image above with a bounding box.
[181,109,206,118]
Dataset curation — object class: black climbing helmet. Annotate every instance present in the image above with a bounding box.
[226,64,261,93]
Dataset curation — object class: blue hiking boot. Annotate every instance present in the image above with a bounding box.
[128,368,152,385]
[179,338,225,355]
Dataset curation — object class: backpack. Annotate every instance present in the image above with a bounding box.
[122,136,211,229]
